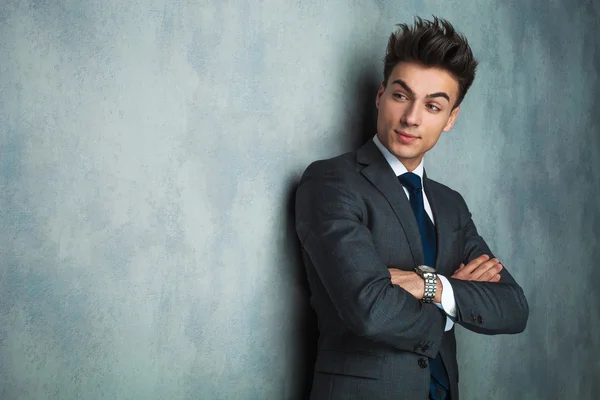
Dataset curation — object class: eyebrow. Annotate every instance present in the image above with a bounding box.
[391,79,450,102]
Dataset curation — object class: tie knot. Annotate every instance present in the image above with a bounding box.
[398,172,422,193]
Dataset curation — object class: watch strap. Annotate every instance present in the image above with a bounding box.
[422,272,436,303]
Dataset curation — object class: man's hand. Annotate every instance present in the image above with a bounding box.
[388,269,443,303]
[451,254,502,282]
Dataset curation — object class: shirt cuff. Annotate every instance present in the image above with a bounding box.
[437,274,457,317]
[434,275,457,332]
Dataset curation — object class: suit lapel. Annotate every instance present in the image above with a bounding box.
[423,172,454,275]
[357,140,424,266]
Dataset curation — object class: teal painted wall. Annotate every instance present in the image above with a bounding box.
[1,1,599,399]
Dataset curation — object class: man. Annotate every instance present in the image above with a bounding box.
[295,17,529,400]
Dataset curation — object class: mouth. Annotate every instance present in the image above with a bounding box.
[395,130,419,143]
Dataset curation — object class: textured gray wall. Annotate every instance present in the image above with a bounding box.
[1,1,599,399]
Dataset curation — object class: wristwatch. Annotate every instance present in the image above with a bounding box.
[415,265,437,303]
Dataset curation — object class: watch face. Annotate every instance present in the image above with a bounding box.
[417,265,436,274]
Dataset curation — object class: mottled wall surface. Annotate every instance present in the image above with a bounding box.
[1,1,598,399]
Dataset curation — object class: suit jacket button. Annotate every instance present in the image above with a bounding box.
[477,315,483,324]
[418,358,428,369]
[422,344,429,352]
[414,344,422,352]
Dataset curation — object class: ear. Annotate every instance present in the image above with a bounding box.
[443,106,460,132]
[375,83,385,109]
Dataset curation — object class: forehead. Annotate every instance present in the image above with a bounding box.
[389,62,459,100]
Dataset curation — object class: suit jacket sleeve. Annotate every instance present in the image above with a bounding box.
[448,192,530,334]
[295,161,445,357]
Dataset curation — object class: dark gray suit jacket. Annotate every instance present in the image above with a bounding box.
[295,139,529,400]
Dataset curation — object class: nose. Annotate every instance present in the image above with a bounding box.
[401,102,421,127]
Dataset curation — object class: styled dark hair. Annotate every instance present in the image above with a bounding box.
[383,16,478,108]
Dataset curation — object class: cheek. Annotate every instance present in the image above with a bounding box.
[382,107,401,126]
[377,107,393,127]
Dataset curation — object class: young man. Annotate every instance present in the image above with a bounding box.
[295,17,529,400]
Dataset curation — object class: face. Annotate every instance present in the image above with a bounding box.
[375,61,461,171]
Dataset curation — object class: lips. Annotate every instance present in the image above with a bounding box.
[395,130,419,144]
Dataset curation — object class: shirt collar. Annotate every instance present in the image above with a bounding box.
[372,134,425,179]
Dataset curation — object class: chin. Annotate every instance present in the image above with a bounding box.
[389,144,414,158]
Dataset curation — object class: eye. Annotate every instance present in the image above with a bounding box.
[393,93,408,100]
[426,104,441,112]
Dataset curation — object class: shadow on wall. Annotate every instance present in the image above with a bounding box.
[284,66,380,398]
[348,67,381,149]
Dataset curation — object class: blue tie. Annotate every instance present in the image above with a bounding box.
[398,172,450,400]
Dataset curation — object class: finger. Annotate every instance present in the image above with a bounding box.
[453,263,465,275]
[471,259,500,280]
[452,262,473,279]
[463,257,495,278]
[460,254,491,273]
[477,263,503,282]
[470,259,500,280]
[490,273,501,282]
[451,263,465,277]
[451,266,471,280]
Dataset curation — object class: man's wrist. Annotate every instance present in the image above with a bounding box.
[434,277,443,303]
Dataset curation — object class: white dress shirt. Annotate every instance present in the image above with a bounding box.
[373,135,457,331]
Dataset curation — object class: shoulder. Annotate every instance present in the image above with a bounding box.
[295,150,365,214]
[295,151,366,233]
[300,138,381,180]
[300,150,360,181]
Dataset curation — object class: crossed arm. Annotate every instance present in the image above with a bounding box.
[388,208,529,335]
[389,254,503,304]
[295,162,529,357]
